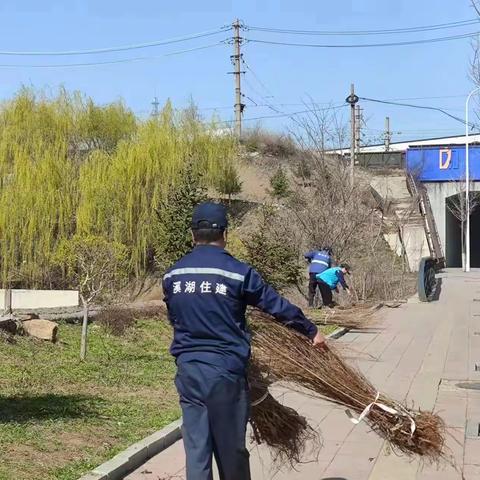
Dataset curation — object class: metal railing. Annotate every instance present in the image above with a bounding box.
[406,174,446,268]
[417,257,437,302]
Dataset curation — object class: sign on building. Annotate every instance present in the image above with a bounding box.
[406,146,480,182]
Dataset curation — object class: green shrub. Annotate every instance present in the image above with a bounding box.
[243,207,300,291]
[153,163,207,271]
[215,162,242,202]
[269,167,290,199]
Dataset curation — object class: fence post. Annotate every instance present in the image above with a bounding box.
[4,288,12,315]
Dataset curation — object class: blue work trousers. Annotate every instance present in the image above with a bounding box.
[175,360,251,480]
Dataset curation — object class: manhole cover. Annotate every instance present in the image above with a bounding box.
[457,382,480,390]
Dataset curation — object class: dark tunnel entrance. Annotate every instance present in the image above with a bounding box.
[445,193,480,268]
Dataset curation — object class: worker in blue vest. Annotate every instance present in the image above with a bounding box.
[304,247,333,307]
[316,264,352,308]
[163,202,325,480]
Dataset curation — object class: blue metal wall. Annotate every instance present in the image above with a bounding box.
[406,146,480,182]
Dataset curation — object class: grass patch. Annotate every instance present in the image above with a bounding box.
[319,324,340,336]
[0,318,179,480]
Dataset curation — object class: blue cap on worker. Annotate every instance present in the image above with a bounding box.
[191,202,228,230]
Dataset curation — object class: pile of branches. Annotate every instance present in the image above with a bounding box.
[248,361,321,468]
[250,305,377,332]
[249,316,446,463]
[311,307,377,330]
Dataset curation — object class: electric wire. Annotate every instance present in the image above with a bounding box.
[0,27,230,56]
[0,42,224,68]
[218,104,347,124]
[195,94,470,111]
[245,31,480,48]
[246,18,479,36]
[359,96,473,127]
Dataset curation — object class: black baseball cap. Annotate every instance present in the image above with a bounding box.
[191,202,228,230]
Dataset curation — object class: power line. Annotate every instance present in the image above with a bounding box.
[199,92,472,110]
[384,94,469,101]
[243,94,259,106]
[359,96,474,127]
[0,27,230,56]
[246,18,479,36]
[241,58,291,120]
[195,94,470,111]
[0,42,224,68]
[218,104,347,124]
[242,59,275,97]
[245,31,480,48]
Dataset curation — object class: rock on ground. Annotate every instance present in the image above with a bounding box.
[22,319,58,342]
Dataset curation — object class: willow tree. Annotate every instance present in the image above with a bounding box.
[77,105,237,275]
[0,89,237,288]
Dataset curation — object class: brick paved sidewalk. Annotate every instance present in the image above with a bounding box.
[125,270,480,480]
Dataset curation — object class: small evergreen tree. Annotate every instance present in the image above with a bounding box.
[269,167,290,199]
[243,207,300,291]
[215,163,242,203]
[154,163,207,270]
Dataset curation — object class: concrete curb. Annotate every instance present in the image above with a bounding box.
[78,419,182,480]
[78,327,349,480]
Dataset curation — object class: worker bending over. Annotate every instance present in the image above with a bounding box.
[163,202,325,480]
[316,264,351,308]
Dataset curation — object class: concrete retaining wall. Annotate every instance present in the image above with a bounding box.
[0,289,79,310]
[424,181,480,266]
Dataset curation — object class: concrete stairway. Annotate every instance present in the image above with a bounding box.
[370,172,430,271]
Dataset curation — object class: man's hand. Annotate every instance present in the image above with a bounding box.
[312,331,327,349]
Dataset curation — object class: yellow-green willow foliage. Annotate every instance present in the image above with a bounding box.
[77,106,237,274]
[0,89,237,287]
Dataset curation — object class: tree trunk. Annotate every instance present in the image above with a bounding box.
[461,218,466,271]
[80,301,89,361]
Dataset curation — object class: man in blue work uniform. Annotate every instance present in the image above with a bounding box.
[163,202,325,480]
[316,264,351,308]
[304,247,333,307]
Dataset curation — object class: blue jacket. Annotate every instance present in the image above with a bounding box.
[316,267,348,290]
[304,250,332,274]
[163,245,318,374]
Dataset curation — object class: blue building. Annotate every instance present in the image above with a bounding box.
[406,145,480,268]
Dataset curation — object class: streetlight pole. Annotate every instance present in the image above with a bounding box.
[465,87,480,272]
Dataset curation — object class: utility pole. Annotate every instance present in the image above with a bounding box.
[151,97,160,118]
[355,105,363,155]
[346,84,359,185]
[384,116,392,152]
[231,19,244,138]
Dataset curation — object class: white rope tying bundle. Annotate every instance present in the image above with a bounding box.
[251,390,269,407]
[345,391,416,437]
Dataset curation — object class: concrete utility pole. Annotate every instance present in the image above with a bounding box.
[346,84,359,185]
[151,97,160,118]
[384,116,392,152]
[232,19,244,138]
[355,105,363,155]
